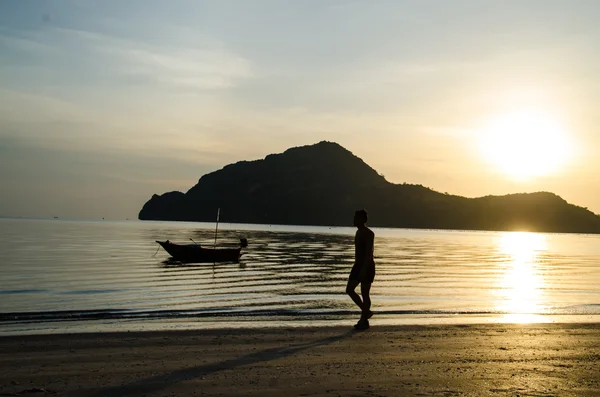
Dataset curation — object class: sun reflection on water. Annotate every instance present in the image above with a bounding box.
[496,232,549,323]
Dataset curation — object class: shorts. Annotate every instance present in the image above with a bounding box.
[349,263,375,284]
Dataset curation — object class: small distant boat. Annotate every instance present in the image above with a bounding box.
[156,238,248,263]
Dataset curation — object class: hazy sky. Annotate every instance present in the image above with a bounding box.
[1,0,599,219]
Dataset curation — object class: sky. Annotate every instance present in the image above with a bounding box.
[1,0,599,220]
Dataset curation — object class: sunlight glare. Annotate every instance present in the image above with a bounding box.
[495,232,548,323]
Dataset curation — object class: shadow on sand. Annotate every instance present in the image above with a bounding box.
[85,329,355,397]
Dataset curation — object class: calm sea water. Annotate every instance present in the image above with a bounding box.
[1,218,599,335]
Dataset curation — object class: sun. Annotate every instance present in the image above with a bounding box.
[478,110,572,181]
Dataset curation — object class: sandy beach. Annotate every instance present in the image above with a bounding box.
[1,323,599,396]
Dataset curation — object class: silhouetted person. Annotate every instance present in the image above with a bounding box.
[346,209,375,329]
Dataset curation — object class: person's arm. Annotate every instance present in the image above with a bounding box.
[363,232,373,266]
[357,230,370,279]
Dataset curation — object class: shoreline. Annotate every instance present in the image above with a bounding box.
[3,313,600,337]
[1,323,599,396]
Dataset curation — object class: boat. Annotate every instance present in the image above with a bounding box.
[155,238,248,263]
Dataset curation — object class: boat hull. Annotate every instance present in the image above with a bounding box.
[156,241,242,263]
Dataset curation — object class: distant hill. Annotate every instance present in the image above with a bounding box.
[139,141,600,233]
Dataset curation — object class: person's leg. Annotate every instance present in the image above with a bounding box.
[360,281,373,319]
[346,279,363,311]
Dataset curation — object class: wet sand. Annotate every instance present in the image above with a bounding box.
[1,323,599,396]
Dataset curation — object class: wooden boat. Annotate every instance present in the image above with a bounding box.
[156,238,247,263]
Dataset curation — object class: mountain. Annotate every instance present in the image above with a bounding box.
[139,141,600,233]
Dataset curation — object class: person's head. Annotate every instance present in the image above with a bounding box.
[353,209,368,227]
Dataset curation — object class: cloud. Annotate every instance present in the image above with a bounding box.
[0,33,55,54]
[112,46,252,90]
[0,21,255,163]
[1,25,253,92]
[57,27,253,91]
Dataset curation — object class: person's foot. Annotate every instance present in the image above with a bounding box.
[354,319,369,330]
[360,310,373,321]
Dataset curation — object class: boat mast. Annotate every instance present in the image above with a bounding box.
[214,208,220,249]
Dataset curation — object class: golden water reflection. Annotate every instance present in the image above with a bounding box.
[496,232,549,323]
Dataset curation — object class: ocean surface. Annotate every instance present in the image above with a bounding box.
[1,218,600,335]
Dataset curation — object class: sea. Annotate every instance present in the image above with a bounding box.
[1,218,599,335]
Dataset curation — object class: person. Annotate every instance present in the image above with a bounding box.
[346,209,375,329]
